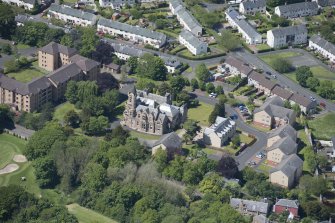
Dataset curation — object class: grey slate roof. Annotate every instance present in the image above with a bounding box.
[98,18,167,42]
[314,0,335,7]
[230,198,269,215]
[47,63,82,85]
[15,14,67,31]
[49,4,97,23]
[225,56,253,75]
[241,0,266,9]
[177,8,202,31]
[22,0,35,5]
[269,25,307,38]
[249,71,277,90]
[70,54,100,72]
[275,199,299,209]
[276,2,318,14]
[253,215,269,223]
[271,86,293,100]
[267,136,298,155]
[180,29,206,48]
[268,124,297,141]
[290,93,315,108]
[332,136,335,149]
[153,132,182,150]
[270,154,303,178]
[108,41,147,57]
[161,56,181,68]
[255,96,295,121]
[40,42,77,56]
[310,34,335,56]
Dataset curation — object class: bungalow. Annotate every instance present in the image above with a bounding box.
[203,116,236,148]
[270,154,303,188]
[274,2,318,18]
[239,0,266,15]
[97,18,167,48]
[225,7,262,45]
[309,34,335,63]
[230,198,269,216]
[48,4,97,27]
[273,199,299,218]
[152,132,182,158]
[248,71,277,95]
[253,96,296,129]
[267,25,307,48]
[267,124,297,147]
[267,136,298,163]
[223,56,253,78]
[179,29,208,55]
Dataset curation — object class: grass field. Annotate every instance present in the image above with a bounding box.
[297,129,312,173]
[310,66,335,81]
[259,51,302,65]
[187,102,214,126]
[308,112,335,140]
[67,203,118,223]
[130,130,160,140]
[0,134,26,169]
[7,61,48,83]
[53,102,80,122]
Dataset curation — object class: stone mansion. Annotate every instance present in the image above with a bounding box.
[122,87,187,135]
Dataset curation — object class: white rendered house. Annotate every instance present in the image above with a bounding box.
[309,35,335,63]
[179,29,208,55]
[267,25,307,48]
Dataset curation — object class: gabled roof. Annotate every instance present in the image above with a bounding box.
[98,18,167,42]
[241,0,266,9]
[249,71,277,90]
[39,42,77,56]
[270,154,303,178]
[255,96,295,120]
[70,54,100,72]
[180,29,207,49]
[275,199,299,209]
[49,4,97,22]
[47,63,82,85]
[269,25,307,37]
[276,2,318,13]
[290,93,316,108]
[153,132,182,150]
[225,56,253,75]
[268,124,297,141]
[230,198,269,214]
[310,34,335,56]
[204,116,236,138]
[315,0,335,7]
[271,86,293,100]
[108,41,147,57]
[176,8,202,31]
[267,136,298,155]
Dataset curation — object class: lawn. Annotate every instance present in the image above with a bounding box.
[310,66,335,81]
[308,112,335,140]
[297,129,312,173]
[7,61,48,83]
[255,44,272,51]
[53,102,80,122]
[16,43,30,50]
[130,130,160,140]
[257,162,272,173]
[0,134,26,169]
[0,134,42,196]
[240,134,254,144]
[67,203,118,223]
[187,102,214,126]
[259,51,302,65]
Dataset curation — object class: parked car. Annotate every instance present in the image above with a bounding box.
[209,92,217,98]
[271,74,277,79]
[310,96,316,102]
[265,71,271,76]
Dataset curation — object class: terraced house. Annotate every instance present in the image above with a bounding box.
[274,2,318,18]
[179,30,208,55]
[267,25,307,48]
[48,4,97,26]
[0,42,100,112]
[2,0,37,10]
[239,0,266,15]
[97,18,167,48]
[309,34,335,63]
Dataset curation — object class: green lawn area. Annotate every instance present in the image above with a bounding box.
[203,148,217,155]
[308,112,335,140]
[0,134,42,196]
[257,162,272,173]
[255,44,271,51]
[310,66,335,81]
[53,102,80,122]
[7,61,48,83]
[157,29,179,38]
[115,102,125,120]
[16,43,30,50]
[259,51,302,65]
[0,134,26,169]
[240,134,254,144]
[187,102,214,126]
[130,130,160,140]
[297,129,312,173]
[67,203,118,223]
[185,66,193,73]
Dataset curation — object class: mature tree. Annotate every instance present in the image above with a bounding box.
[183,119,200,138]
[82,163,107,192]
[0,104,13,129]
[271,58,293,73]
[306,76,320,91]
[208,98,225,124]
[129,8,143,19]
[199,173,224,194]
[153,148,168,172]
[317,81,335,100]
[218,30,240,51]
[0,3,16,38]
[136,54,167,81]
[163,155,186,181]
[190,78,199,91]
[127,56,138,74]
[60,34,74,48]
[81,115,109,135]
[157,82,170,96]
[215,85,224,95]
[271,14,289,27]
[217,155,239,178]
[91,41,114,64]
[299,175,328,196]
[82,96,105,116]
[33,156,59,188]
[231,135,241,149]
[206,82,215,93]
[116,184,142,210]
[296,66,313,87]
[155,19,168,29]
[64,110,80,128]
[195,63,211,82]
[65,81,78,104]
[76,81,99,102]
[170,75,186,95]
[1,44,12,55]
[284,100,292,109]
[301,201,332,221]
[176,90,191,104]
[102,89,120,115]
[4,59,19,73]
[78,27,99,57]
[201,12,221,29]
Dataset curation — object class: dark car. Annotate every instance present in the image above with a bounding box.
[265,71,271,75]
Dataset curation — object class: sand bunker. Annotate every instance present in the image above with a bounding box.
[13,154,27,163]
[0,164,19,175]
